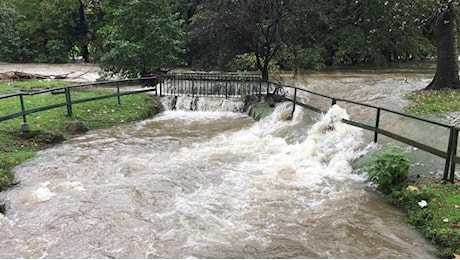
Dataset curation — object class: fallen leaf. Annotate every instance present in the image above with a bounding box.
[454,253,460,259]
[455,205,460,209]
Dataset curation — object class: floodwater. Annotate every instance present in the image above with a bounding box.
[0,63,441,258]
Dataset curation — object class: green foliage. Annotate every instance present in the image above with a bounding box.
[98,0,185,78]
[0,0,21,62]
[365,143,410,194]
[388,183,460,258]
[405,89,460,115]
[0,0,442,71]
[228,53,280,75]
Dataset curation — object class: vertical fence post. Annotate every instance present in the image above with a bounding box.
[291,88,297,119]
[19,94,27,124]
[259,78,262,97]
[444,127,455,181]
[65,87,73,118]
[331,98,336,106]
[19,94,30,132]
[192,80,195,97]
[117,82,121,105]
[159,77,162,96]
[374,108,381,143]
[450,128,458,183]
[446,127,458,183]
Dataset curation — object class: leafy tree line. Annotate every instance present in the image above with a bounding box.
[0,0,458,87]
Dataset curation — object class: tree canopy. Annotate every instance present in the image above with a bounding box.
[97,0,185,77]
[1,0,458,82]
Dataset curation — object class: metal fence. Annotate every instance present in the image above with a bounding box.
[0,72,457,182]
[0,77,158,130]
[158,72,263,98]
[266,81,458,183]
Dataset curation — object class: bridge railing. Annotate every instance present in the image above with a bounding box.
[157,72,263,98]
[0,72,457,182]
[267,81,458,183]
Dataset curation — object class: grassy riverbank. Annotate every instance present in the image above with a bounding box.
[1,79,459,257]
[0,80,162,191]
[387,89,460,258]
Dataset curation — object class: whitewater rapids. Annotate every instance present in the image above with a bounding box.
[0,102,435,258]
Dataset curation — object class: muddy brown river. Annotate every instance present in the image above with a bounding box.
[0,63,440,258]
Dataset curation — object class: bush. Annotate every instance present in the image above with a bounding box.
[228,53,280,75]
[365,143,410,194]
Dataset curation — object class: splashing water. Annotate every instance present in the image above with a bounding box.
[0,103,435,258]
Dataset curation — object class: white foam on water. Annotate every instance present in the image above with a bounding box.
[34,181,55,202]
[0,102,436,258]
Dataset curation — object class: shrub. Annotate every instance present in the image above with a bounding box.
[365,143,410,194]
[228,53,280,75]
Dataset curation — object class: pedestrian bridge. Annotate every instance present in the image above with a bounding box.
[151,72,265,98]
[0,71,458,183]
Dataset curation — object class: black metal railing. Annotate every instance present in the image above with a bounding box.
[158,72,263,98]
[0,72,457,182]
[266,81,458,183]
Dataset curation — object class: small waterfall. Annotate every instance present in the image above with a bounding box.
[0,102,436,258]
[161,96,245,112]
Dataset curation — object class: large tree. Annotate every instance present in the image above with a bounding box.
[187,0,436,79]
[0,0,21,62]
[189,0,309,81]
[426,0,460,90]
[9,0,95,63]
[97,0,185,78]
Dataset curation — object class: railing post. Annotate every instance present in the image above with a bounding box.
[19,94,30,132]
[444,127,455,180]
[19,94,27,124]
[291,88,297,119]
[374,108,381,143]
[449,128,458,183]
[331,98,336,106]
[117,82,121,105]
[65,87,73,118]
[159,76,163,96]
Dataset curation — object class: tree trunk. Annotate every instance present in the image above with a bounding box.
[426,2,460,90]
[78,0,90,63]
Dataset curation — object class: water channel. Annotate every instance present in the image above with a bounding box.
[0,64,441,258]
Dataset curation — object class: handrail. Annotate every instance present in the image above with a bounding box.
[0,73,457,182]
[0,77,160,123]
[268,80,458,183]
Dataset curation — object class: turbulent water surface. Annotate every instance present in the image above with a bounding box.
[0,99,436,258]
[0,63,443,258]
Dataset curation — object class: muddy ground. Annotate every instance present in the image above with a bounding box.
[0,62,100,83]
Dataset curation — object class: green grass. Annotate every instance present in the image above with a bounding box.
[388,183,460,258]
[405,89,460,115]
[0,79,67,94]
[390,88,460,258]
[0,80,162,191]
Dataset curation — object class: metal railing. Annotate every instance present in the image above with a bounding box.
[0,72,457,182]
[0,77,159,128]
[266,81,458,183]
[158,72,263,98]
